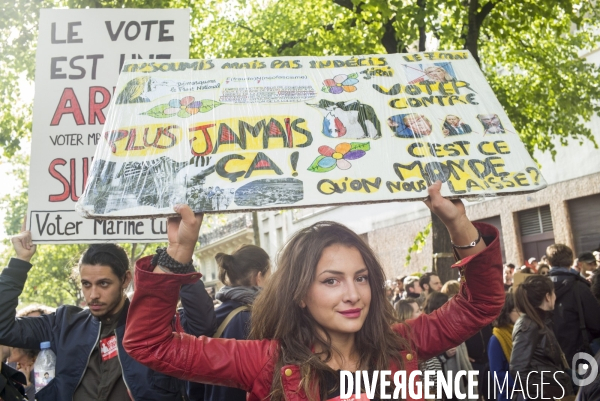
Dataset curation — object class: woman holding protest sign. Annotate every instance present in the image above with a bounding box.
[123,181,504,401]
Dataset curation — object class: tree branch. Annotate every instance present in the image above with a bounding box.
[237,24,275,47]
[476,0,498,28]
[381,19,403,54]
[276,24,334,54]
[332,0,354,11]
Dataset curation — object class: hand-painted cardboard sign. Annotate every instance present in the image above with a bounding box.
[27,9,190,243]
[77,51,547,219]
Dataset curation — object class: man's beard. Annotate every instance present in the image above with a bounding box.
[90,291,123,319]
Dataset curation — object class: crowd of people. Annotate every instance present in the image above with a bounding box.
[386,244,600,401]
[0,181,599,401]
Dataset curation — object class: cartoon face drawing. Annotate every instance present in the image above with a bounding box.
[310,99,381,139]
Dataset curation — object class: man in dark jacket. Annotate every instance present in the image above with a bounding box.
[0,230,215,401]
[547,244,600,363]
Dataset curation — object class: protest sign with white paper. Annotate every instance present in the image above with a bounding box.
[77,51,547,219]
[27,8,189,243]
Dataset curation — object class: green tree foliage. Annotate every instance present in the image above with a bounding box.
[404,220,431,267]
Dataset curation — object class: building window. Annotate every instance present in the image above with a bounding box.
[518,205,554,262]
[568,194,600,254]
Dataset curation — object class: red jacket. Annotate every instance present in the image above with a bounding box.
[124,223,503,401]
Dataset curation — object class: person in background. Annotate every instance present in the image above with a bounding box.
[396,276,406,294]
[403,275,423,299]
[488,292,519,401]
[420,272,442,297]
[465,323,492,400]
[510,275,574,400]
[527,257,538,272]
[441,280,460,298]
[548,244,600,362]
[426,291,476,401]
[6,305,55,401]
[394,299,421,322]
[391,286,402,306]
[503,265,514,291]
[192,245,270,401]
[537,263,550,276]
[574,252,598,281]
[420,292,451,401]
[385,286,394,304]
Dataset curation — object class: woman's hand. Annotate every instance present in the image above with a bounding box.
[165,205,204,264]
[424,181,485,257]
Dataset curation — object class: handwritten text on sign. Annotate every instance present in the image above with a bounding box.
[77,51,546,219]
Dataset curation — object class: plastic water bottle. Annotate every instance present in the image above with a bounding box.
[34,341,56,392]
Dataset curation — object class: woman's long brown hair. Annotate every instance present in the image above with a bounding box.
[514,275,554,331]
[250,221,411,401]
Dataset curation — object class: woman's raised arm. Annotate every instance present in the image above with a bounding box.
[123,206,277,392]
[393,182,504,359]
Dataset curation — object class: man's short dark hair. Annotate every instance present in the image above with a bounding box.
[578,252,597,264]
[546,244,574,268]
[404,276,419,292]
[506,263,515,269]
[419,272,436,291]
[79,244,130,281]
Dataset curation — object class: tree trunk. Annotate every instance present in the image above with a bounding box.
[431,211,458,282]
[465,0,481,65]
[417,0,427,52]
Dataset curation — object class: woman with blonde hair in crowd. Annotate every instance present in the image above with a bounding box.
[394,298,421,322]
[441,280,460,298]
[123,182,504,401]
